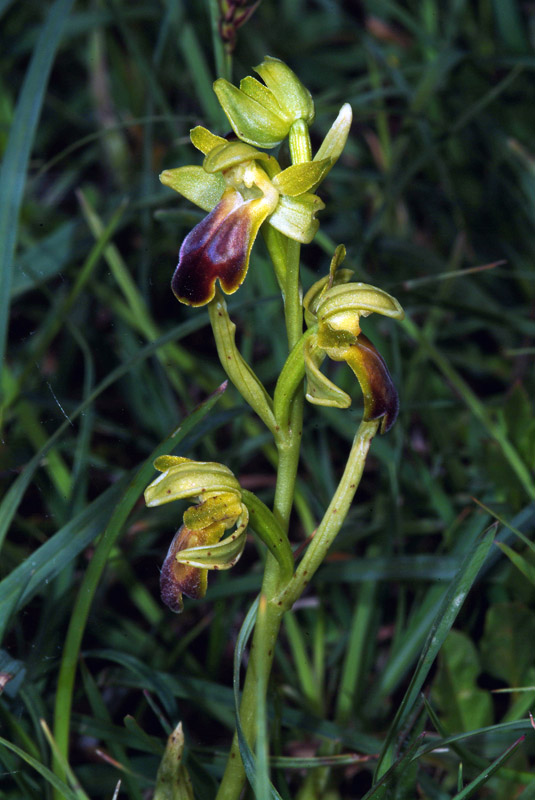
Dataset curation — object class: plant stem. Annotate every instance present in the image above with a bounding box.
[215,421,303,799]
[215,420,379,799]
[216,117,319,800]
[279,418,379,610]
[215,225,305,800]
[206,0,232,82]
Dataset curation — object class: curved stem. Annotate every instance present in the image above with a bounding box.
[273,326,316,437]
[278,418,379,610]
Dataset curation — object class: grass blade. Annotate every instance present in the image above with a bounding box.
[375,524,495,779]
[452,736,525,799]
[0,0,75,395]
[0,734,86,800]
[52,383,227,791]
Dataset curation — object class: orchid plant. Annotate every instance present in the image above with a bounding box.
[145,56,404,799]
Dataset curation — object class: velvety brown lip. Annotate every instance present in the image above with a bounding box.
[345,333,399,433]
[159,526,206,613]
[171,190,256,306]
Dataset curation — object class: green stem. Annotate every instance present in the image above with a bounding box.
[216,116,313,800]
[206,0,232,82]
[278,418,379,610]
[284,239,303,351]
[273,327,316,436]
[215,442,301,799]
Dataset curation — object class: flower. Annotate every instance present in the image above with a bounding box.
[213,55,315,148]
[161,129,330,306]
[144,456,249,612]
[303,246,404,433]
[160,55,354,306]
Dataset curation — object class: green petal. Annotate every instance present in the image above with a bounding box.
[316,282,405,327]
[203,140,270,174]
[268,193,324,243]
[160,166,224,212]
[254,56,314,124]
[304,335,351,408]
[190,125,227,155]
[144,460,241,506]
[314,103,353,165]
[272,158,331,197]
[213,78,290,148]
[303,246,353,327]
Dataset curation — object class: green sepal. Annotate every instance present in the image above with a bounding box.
[213,78,290,149]
[311,102,353,189]
[241,490,294,585]
[144,460,241,507]
[272,158,331,197]
[190,125,227,155]
[316,282,405,329]
[154,722,194,800]
[159,166,224,212]
[304,335,351,408]
[174,508,248,569]
[203,141,271,174]
[239,75,286,117]
[153,455,190,471]
[268,193,324,243]
[254,56,314,125]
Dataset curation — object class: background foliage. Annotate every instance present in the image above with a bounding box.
[1,0,535,798]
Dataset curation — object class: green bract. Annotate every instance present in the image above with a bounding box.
[214,56,314,148]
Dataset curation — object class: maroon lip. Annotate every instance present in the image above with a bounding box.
[348,333,399,433]
[159,526,207,613]
[171,190,257,306]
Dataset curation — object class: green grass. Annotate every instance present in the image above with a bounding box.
[1,1,535,798]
